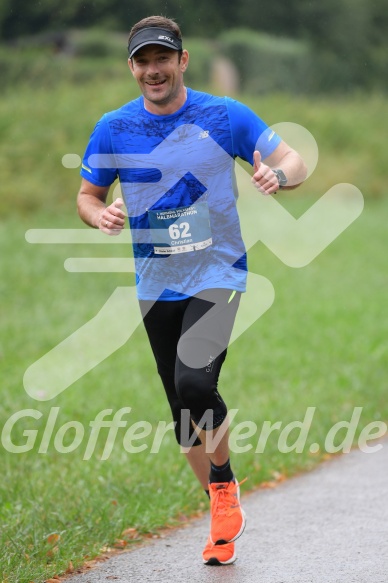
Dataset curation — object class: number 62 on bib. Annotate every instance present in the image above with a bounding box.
[148,200,212,255]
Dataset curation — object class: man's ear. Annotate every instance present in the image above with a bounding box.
[128,58,134,75]
[180,50,189,73]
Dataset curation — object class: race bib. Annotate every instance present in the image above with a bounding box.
[148,200,212,255]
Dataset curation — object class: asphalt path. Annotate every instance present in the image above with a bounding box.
[68,442,388,583]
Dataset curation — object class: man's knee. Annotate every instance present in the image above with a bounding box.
[176,369,227,428]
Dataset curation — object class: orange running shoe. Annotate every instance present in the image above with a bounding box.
[202,536,236,565]
[209,479,246,545]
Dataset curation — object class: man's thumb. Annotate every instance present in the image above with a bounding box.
[253,150,261,172]
[114,198,124,207]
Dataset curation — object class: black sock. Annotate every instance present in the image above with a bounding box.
[209,459,234,484]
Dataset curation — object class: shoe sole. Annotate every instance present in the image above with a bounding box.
[203,552,237,566]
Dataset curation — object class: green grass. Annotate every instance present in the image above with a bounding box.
[0,75,387,581]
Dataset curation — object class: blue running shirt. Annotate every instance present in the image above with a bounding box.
[81,88,281,300]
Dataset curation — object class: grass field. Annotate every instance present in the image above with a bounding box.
[0,74,387,582]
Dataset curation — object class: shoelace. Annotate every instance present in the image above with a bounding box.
[212,478,247,516]
[212,486,230,516]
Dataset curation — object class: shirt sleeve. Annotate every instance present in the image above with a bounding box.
[226,98,281,165]
[80,115,118,187]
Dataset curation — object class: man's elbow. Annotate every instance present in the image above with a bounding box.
[76,189,91,223]
[76,190,84,218]
[292,157,308,190]
[300,156,308,183]
[285,151,308,190]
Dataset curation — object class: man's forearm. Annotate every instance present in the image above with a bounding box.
[274,151,307,190]
[77,181,125,235]
[77,179,110,228]
[77,193,106,229]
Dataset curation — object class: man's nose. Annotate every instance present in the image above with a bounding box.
[146,60,160,75]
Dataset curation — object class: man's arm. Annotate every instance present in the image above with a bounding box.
[252,141,307,196]
[77,178,126,235]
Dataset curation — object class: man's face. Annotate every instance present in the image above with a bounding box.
[129,45,189,107]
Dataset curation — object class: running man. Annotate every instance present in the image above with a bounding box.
[77,15,307,565]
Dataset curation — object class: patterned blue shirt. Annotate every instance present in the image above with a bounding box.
[81,88,281,300]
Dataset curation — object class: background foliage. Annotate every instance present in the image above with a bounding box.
[1,0,387,93]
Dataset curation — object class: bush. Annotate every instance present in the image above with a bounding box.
[0,46,127,91]
[69,28,127,58]
[218,28,313,94]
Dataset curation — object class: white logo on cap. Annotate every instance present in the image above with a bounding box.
[158,35,174,43]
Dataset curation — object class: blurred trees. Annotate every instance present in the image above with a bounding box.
[2,0,386,43]
[0,0,386,92]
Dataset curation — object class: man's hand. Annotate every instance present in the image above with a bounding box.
[98,198,126,235]
[251,150,279,196]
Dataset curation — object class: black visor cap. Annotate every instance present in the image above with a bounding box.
[128,27,182,59]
